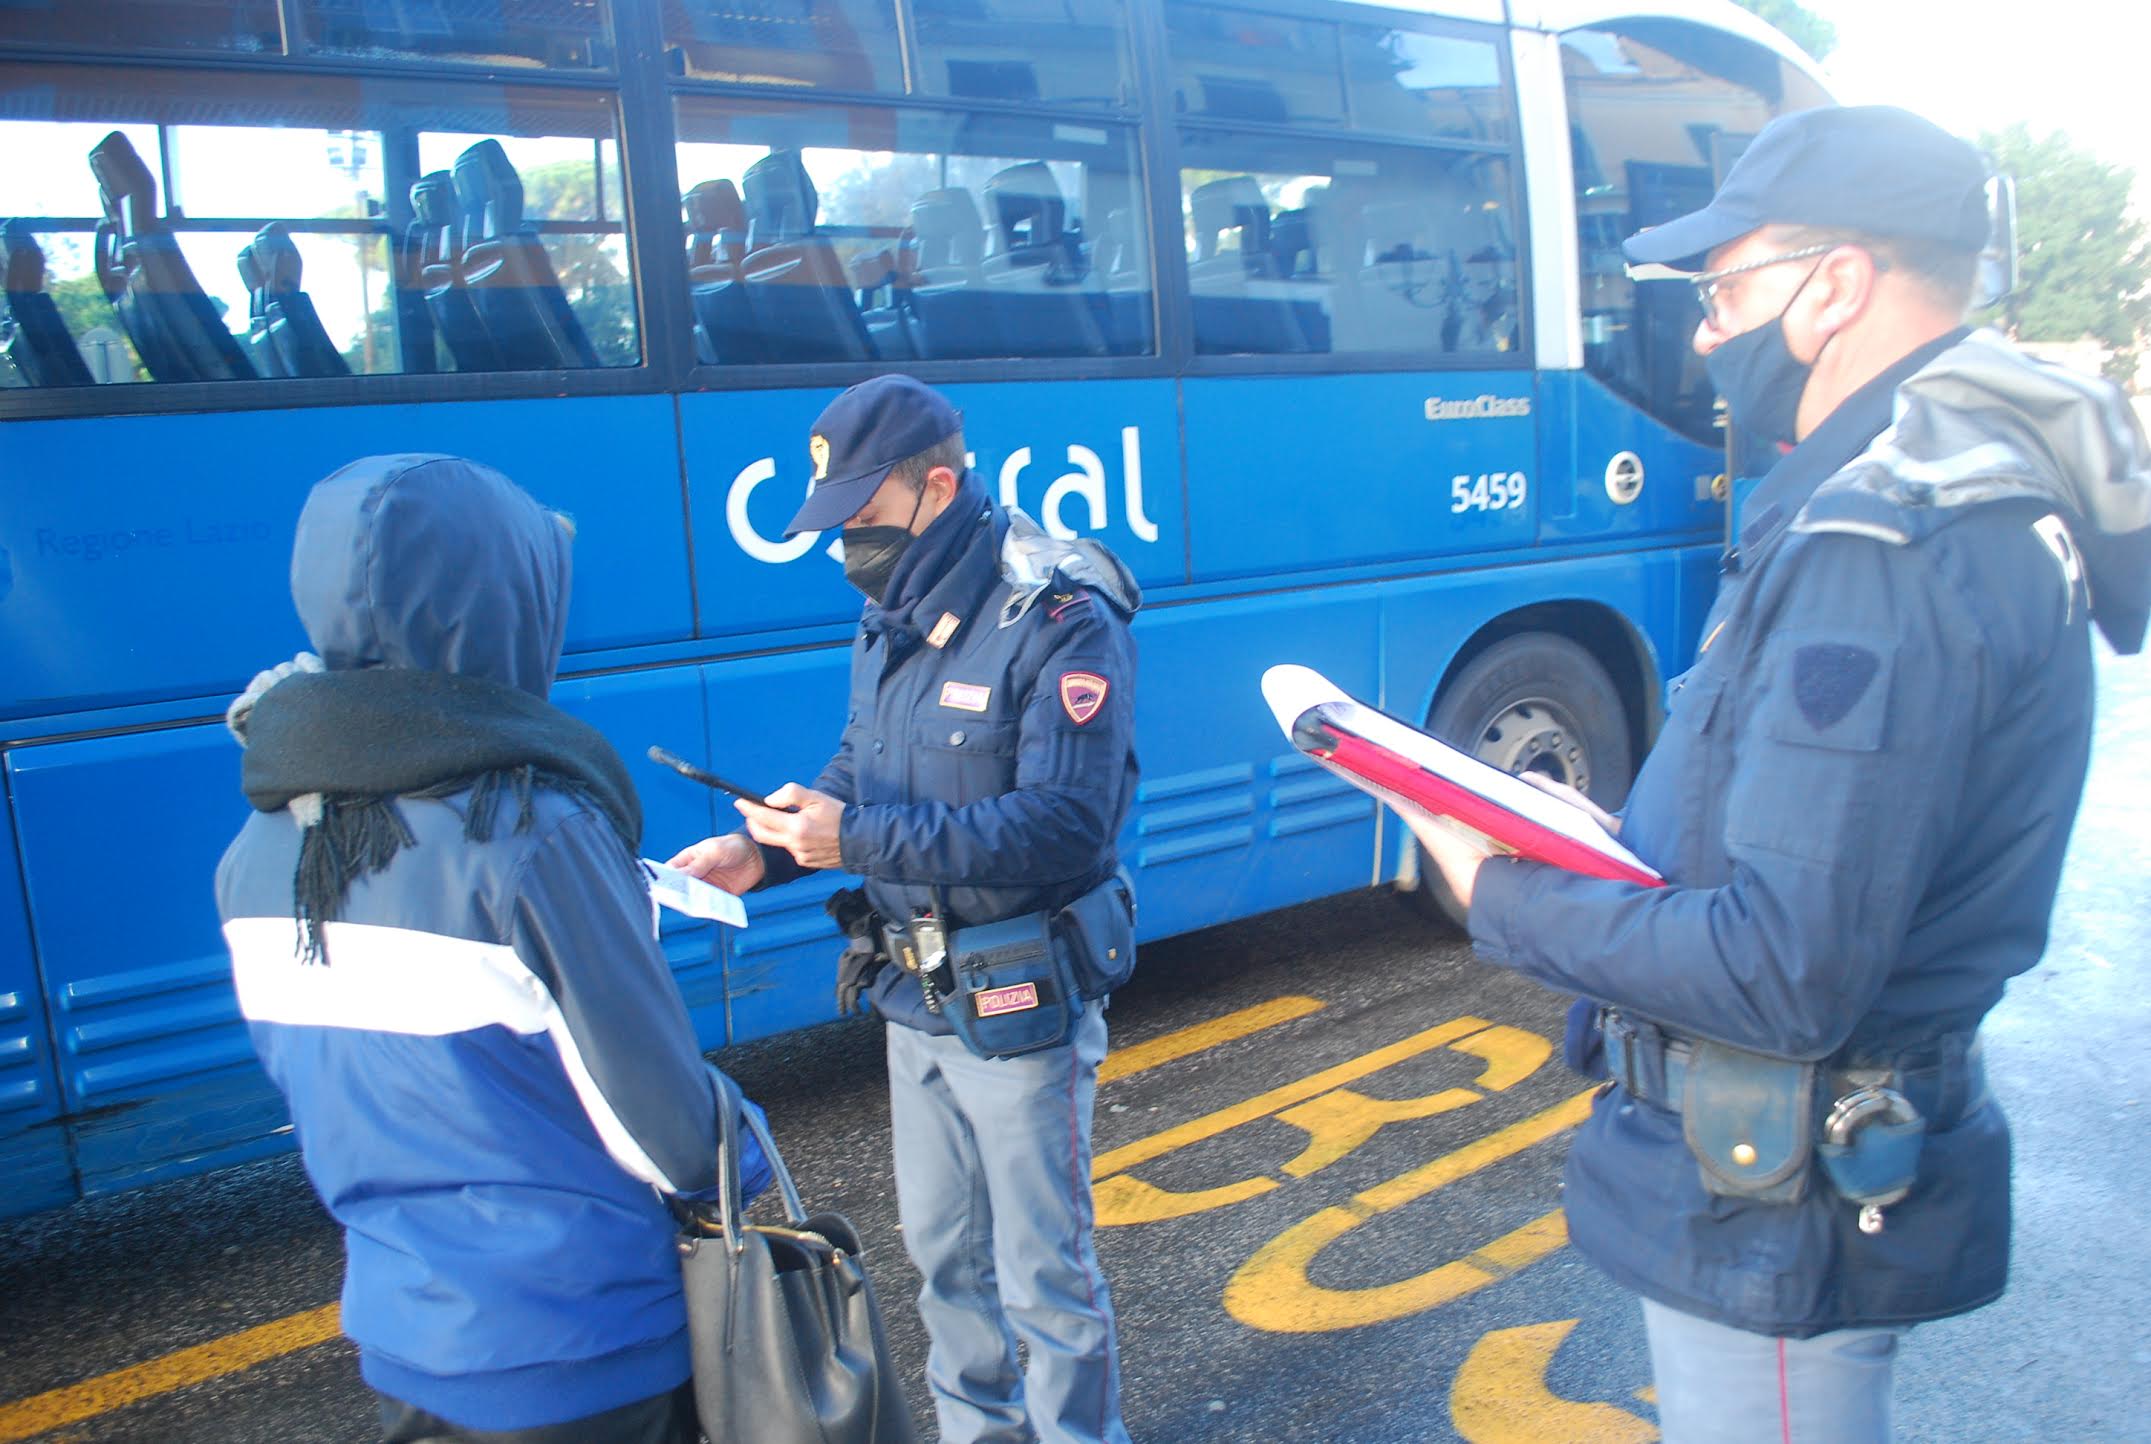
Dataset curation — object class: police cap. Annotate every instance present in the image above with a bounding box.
[786,375,963,536]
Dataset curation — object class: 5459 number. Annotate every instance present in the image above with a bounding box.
[1450,471,1527,514]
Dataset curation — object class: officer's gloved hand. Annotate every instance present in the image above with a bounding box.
[836,937,885,1017]
[1563,997,1609,1080]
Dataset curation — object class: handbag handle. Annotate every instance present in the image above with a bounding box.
[707,1065,808,1250]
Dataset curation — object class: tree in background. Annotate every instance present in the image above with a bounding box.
[1980,124,2150,383]
[520,157,638,366]
[1732,0,1836,61]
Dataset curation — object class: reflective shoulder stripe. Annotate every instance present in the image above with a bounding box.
[223,915,683,1193]
[224,918,548,1035]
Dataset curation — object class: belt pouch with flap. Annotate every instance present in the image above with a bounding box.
[944,913,1079,1059]
[1681,1041,1816,1204]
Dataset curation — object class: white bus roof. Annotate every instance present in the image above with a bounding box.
[1324,0,1829,96]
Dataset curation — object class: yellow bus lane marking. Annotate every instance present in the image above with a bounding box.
[0,1304,343,1444]
[1225,1088,1596,1332]
[0,994,1319,1437]
[1449,1318,1658,1443]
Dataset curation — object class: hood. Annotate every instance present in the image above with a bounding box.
[1798,330,2151,653]
[290,454,573,695]
[998,507,1142,628]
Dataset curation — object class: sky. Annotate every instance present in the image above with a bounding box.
[1805,0,2151,188]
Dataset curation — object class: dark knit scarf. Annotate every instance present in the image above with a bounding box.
[241,668,642,962]
[862,467,991,646]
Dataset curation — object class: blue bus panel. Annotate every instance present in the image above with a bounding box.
[0,395,693,724]
[0,801,72,1215]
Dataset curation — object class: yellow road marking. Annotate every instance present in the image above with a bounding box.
[1450,1318,1659,1443]
[0,1304,342,1444]
[1094,1015,1492,1179]
[1099,994,1325,1084]
[1224,1089,1595,1331]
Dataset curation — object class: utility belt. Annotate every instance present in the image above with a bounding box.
[878,868,1137,1060]
[1600,1009,1988,1234]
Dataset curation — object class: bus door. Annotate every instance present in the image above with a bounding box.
[1541,16,1830,657]
[0,782,73,1218]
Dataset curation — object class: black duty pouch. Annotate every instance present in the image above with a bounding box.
[942,912,1080,1060]
[1681,1041,1817,1204]
[1054,867,1137,999]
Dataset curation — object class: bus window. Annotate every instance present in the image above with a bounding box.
[675,98,1153,364]
[295,0,617,69]
[1167,5,1344,127]
[0,0,281,56]
[1341,25,1508,144]
[1562,22,1828,442]
[0,65,636,383]
[911,0,1135,108]
[1177,135,1520,358]
[663,0,905,93]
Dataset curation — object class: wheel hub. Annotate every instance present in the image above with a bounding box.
[1466,698,1590,794]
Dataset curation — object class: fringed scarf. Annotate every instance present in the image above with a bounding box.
[239,667,642,962]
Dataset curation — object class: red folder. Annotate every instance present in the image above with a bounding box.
[1262,665,1664,888]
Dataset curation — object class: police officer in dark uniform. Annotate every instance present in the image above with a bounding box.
[670,375,1139,1444]
[1409,107,2151,1440]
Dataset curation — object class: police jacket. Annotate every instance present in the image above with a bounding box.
[1470,331,2151,1336]
[761,472,1140,1034]
[217,457,730,1429]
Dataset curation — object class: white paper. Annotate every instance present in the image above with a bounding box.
[1261,664,1659,880]
[641,859,749,928]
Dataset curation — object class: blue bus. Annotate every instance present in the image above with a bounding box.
[0,0,1827,1217]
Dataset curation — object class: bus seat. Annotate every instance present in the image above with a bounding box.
[851,246,915,360]
[903,186,1000,359]
[685,180,753,364]
[410,169,499,371]
[2,220,95,387]
[1187,175,1317,355]
[234,236,287,377]
[1270,207,1316,278]
[453,139,601,371]
[245,224,351,378]
[737,150,872,364]
[981,162,1105,357]
[86,131,254,382]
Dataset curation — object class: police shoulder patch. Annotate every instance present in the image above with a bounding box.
[1792,643,1879,732]
[1059,671,1109,725]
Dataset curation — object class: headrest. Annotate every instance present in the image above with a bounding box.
[88,131,159,230]
[452,139,525,239]
[1191,175,1269,252]
[685,179,746,234]
[742,150,818,243]
[251,223,304,291]
[2,220,47,292]
[410,171,459,228]
[985,161,1063,249]
[909,188,984,267]
[235,238,266,293]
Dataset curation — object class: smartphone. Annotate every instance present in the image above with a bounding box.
[646,745,793,810]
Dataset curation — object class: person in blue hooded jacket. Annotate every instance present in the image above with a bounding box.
[1408,107,2151,1441]
[670,375,1140,1444]
[218,455,769,1444]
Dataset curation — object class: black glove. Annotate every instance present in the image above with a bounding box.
[836,937,886,1017]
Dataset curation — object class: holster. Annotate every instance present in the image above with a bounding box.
[1681,1041,1817,1204]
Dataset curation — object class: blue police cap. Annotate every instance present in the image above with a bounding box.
[786,375,964,535]
[1623,105,1989,273]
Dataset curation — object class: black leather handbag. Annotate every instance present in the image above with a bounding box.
[677,1075,916,1444]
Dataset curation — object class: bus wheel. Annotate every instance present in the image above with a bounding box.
[1404,632,1634,930]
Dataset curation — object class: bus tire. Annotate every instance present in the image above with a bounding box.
[1405,632,1634,931]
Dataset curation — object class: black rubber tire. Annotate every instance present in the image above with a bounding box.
[1405,632,1635,929]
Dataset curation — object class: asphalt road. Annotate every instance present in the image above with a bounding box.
[2,650,2146,1444]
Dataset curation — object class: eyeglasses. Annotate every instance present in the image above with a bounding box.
[1691,243,1833,325]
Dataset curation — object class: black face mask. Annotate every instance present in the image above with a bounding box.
[841,486,927,605]
[1704,261,1828,454]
